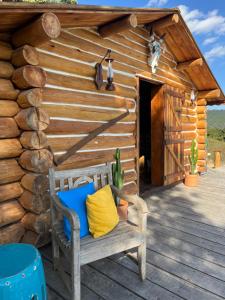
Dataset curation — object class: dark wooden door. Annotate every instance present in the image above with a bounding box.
[164,86,185,185]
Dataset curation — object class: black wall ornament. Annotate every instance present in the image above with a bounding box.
[148,29,166,74]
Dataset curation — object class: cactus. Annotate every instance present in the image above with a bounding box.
[112,148,124,190]
[189,139,198,175]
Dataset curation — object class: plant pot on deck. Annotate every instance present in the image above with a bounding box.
[184,174,199,187]
[117,199,128,221]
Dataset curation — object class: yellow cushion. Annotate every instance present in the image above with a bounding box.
[86,185,119,238]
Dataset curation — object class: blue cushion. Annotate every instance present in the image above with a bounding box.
[57,182,95,240]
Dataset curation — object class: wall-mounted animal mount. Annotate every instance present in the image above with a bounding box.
[148,31,166,74]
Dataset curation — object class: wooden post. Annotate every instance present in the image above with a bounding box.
[214,151,222,168]
[12,13,61,47]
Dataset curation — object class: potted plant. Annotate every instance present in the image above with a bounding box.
[112,148,128,220]
[184,139,199,187]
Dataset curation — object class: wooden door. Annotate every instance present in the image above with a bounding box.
[164,86,185,185]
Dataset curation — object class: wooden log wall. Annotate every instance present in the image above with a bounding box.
[182,93,197,173]
[0,40,25,244]
[0,12,59,246]
[196,99,207,173]
[13,49,53,246]
[37,26,196,195]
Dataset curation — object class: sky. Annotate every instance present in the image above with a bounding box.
[79,0,225,109]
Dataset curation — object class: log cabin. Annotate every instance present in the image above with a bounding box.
[0,3,224,246]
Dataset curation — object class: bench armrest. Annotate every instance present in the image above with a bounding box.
[111,185,149,214]
[51,195,80,233]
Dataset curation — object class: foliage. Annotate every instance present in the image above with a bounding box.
[208,110,225,130]
[207,127,225,141]
[189,139,198,175]
[21,0,77,3]
[112,148,124,190]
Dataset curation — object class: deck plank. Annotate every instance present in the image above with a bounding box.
[41,167,225,300]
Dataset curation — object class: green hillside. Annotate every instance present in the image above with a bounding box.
[207,110,225,129]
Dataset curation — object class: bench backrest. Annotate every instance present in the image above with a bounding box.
[49,163,113,196]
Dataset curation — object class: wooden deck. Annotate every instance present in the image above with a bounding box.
[42,167,225,300]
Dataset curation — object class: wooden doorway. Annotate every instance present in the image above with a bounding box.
[138,79,163,192]
[138,80,185,192]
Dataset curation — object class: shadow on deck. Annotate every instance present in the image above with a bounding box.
[42,167,225,300]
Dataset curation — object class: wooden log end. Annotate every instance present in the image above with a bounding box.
[12,66,47,89]
[12,45,39,67]
[17,88,43,108]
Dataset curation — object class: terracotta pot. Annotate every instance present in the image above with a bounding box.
[117,199,128,220]
[184,174,199,187]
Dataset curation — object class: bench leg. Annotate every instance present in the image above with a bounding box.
[137,242,146,281]
[52,234,60,271]
[71,254,81,300]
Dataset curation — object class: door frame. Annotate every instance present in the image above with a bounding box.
[136,76,164,193]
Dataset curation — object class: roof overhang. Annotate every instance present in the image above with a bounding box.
[0,3,224,105]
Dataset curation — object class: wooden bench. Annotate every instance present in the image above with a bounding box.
[49,164,148,300]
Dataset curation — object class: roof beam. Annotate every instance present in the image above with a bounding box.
[177,58,203,71]
[98,14,137,38]
[198,89,221,99]
[146,13,179,32]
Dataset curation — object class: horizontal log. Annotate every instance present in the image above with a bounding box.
[0,118,20,138]
[0,79,19,100]
[15,107,50,131]
[181,115,196,123]
[19,149,53,173]
[17,88,43,108]
[197,99,207,106]
[0,223,25,245]
[180,107,196,116]
[21,230,50,248]
[12,12,61,47]
[0,41,12,60]
[0,61,14,79]
[0,100,19,117]
[198,89,221,99]
[197,106,207,114]
[0,182,23,203]
[182,132,196,140]
[43,104,135,123]
[0,139,22,158]
[21,173,49,195]
[148,13,179,32]
[122,182,137,195]
[20,131,48,150]
[42,88,135,109]
[98,14,137,38]
[46,71,136,99]
[48,135,135,152]
[181,124,196,131]
[0,159,24,184]
[12,65,47,89]
[0,200,25,228]
[19,190,50,214]
[56,149,136,171]
[38,52,136,88]
[45,119,135,135]
[11,45,39,67]
[21,212,50,234]
[197,120,207,129]
[177,58,203,71]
